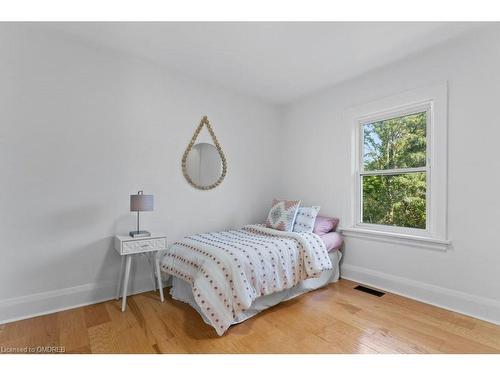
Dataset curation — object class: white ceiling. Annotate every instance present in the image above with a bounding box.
[44,22,482,104]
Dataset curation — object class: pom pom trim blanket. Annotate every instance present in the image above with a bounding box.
[161,224,332,335]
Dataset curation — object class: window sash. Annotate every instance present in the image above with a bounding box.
[359,107,430,174]
[359,171,428,233]
[359,166,426,176]
[360,110,428,173]
[356,104,431,234]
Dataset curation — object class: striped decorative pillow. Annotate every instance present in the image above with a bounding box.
[265,199,301,232]
[293,206,320,233]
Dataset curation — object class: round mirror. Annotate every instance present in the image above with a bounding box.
[183,143,224,189]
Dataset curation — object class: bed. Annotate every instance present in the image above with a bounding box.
[160,223,343,336]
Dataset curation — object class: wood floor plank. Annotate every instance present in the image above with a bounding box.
[57,308,90,352]
[1,279,498,354]
[83,303,111,328]
[0,314,59,343]
[104,299,140,331]
[87,322,121,353]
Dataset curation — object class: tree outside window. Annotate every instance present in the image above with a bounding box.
[361,111,427,229]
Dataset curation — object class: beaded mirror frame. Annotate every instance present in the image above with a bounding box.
[181,116,227,190]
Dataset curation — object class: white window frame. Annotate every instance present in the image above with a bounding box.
[343,83,450,250]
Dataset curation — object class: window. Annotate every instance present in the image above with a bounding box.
[345,84,449,250]
[360,108,429,233]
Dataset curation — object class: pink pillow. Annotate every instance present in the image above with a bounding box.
[313,215,339,235]
[320,232,344,252]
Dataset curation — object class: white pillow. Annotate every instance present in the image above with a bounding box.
[293,206,320,233]
[266,199,301,232]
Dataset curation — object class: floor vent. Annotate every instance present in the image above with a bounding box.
[354,285,385,297]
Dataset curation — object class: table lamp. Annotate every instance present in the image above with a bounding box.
[129,190,154,237]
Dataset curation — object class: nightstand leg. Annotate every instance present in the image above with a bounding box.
[116,256,125,300]
[148,253,157,291]
[121,255,132,312]
[155,252,164,302]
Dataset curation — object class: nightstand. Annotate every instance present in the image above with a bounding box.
[114,234,166,312]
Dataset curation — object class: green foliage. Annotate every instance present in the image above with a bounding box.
[362,112,427,229]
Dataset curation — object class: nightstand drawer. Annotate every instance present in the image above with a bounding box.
[121,238,166,254]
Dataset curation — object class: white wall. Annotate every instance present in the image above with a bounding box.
[0,25,282,322]
[280,26,500,323]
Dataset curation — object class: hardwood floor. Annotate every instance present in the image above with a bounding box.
[1,279,499,354]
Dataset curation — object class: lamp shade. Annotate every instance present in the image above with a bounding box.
[130,191,154,212]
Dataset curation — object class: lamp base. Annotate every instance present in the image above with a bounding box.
[129,230,151,238]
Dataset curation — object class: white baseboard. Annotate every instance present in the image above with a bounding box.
[0,275,157,325]
[341,264,500,326]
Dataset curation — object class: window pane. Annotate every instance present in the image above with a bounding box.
[362,172,426,229]
[363,112,426,171]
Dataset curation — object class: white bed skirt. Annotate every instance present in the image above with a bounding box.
[166,250,342,329]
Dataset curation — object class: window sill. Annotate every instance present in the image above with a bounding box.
[339,227,451,251]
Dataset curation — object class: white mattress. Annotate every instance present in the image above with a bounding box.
[167,250,342,328]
